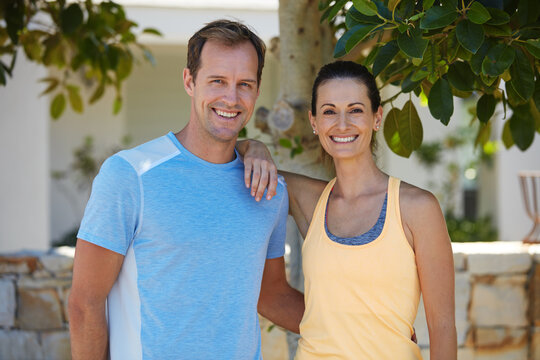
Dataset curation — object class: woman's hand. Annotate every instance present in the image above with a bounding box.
[236,139,278,202]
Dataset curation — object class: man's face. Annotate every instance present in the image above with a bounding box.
[183,40,260,144]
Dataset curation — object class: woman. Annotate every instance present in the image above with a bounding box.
[242,60,456,359]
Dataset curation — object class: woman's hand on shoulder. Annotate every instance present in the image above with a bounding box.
[237,139,278,202]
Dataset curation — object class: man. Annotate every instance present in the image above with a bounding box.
[68,20,304,360]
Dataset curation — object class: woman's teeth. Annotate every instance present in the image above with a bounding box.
[331,135,357,143]
[215,109,238,118]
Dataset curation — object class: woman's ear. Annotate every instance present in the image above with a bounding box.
[309,111,317,134]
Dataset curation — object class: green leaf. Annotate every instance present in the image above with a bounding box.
[0,62,6,86]
[423,0,436,11]
[334,26,357,58]
[486,7,510,25]
[352,0,379,16]
[509,47,535,101]
[475,122,491,148]
[142,28,162,36]
[345,24,378,53]
[279,138,292,148]
[364,46,380,67]
[321,0,348,22]
[447,62,475,91]
[420,4,458,30]
[384,107,411,157]
[502,120,514,148]
[90,82,105,104]
[509,104,536,151]
[411,68,430,82]
[482,24,512,37]
[401,71,421,93]
[397,27,428,59]
[467,1,491,24]
[524,39,540,59]
[409,12,425,21]
[238,127,247,138]
[506,81,527,106]
[60,3,84,34]
[470,40,492,74]
[50,93,66,120]
[116,53,133,80]
[428,77,454,125]
[456,20,484,54]
[113,96,122,115]
[39,77,59,96]
[346,6,383,27]
[388,0,402,11]
[534,77,540,112]
[481,44,515,77]
[5,1,24,44]
[477,94,496,123]
[399,100,423,153]
[67,85,83,114]
[372,40,399,76]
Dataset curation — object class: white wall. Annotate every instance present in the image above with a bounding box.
[0,54,50,252]
[495,117,540,242]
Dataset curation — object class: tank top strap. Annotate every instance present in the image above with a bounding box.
[387,176,401,223]
[305,178,336,240]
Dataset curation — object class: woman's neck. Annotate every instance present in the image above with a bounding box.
[332,154,387,199]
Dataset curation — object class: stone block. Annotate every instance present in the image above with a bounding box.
[530,265,540,326]
[0,255,39,274]
[457,347,474,360]
[532,327,540,360]
[0,279,16,327]
[260,316,288,360]
[455,273,471,346]
[470,276,528,327]
[0,329,43,360]
[18,288,64,330]
[62,287,71,323]
[454,252,466,271]
[473,347,528,360]
[453,242,532,275]
[18,276,72,289]
[528,244,540,263]
[474,327,527,348]
[42,331,71,360]
[40,254,73,274]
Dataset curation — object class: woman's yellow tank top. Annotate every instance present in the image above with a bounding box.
[295,177,422,360]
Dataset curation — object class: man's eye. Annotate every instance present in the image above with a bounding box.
[212,79,223,84]
[240,82,251,87]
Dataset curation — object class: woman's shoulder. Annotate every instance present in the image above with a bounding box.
[396,179,442,215]
[280,171,329,195]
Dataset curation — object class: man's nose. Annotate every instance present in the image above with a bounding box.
[221,85,238,106]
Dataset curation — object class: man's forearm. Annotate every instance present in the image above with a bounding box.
[259,285,305,334]
[69,301,109,360]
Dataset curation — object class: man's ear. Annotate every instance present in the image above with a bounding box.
[183,68,195,96]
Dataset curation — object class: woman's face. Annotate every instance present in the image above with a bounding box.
[310,78,382,160]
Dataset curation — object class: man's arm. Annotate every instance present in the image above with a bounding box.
[257,257,304,334]
[68,239,124,360]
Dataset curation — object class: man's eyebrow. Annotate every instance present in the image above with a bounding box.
[207,75,257,84]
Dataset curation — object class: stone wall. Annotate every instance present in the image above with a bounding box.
[0,248,73,360]
[1,242,540,360]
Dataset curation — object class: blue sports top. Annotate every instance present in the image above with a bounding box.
[78,132,288,360]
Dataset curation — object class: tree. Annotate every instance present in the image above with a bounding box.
[318,0,540,155]
[0,0,160,119]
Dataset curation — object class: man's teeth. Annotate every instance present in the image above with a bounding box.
[332,136,357,143]
[215,109,238,118]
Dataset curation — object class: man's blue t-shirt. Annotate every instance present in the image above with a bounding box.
[77,132,288,360]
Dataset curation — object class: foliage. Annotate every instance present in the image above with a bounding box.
[51,134,132,247]
[321,0,540,156]
[0,0,161,119]
[446,213,497,242]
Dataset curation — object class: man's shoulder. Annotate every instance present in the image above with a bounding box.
[115,133,181,176]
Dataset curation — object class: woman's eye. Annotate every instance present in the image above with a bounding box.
[351,108,363,113]
[323,109,335,115]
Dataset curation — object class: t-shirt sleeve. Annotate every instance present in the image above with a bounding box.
[77,154,141,255]
[266,180,289,259]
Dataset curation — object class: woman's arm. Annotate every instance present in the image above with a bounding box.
[236,139,327,238]
[402,187,457,360]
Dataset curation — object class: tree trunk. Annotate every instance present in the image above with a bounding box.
[260,1,335,358]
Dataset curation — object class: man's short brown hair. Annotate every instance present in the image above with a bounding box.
[187,19,266,86]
